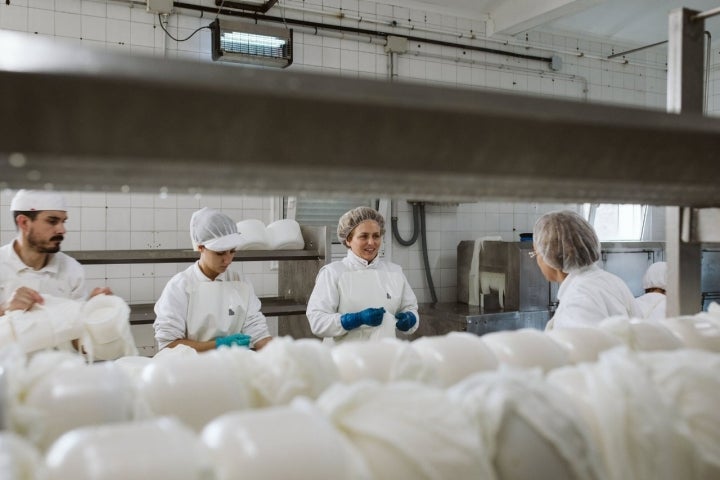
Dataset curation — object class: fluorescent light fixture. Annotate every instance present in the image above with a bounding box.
[211,19,293,68]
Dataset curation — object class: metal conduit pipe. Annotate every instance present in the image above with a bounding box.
[291,23,384,46]
[172,1,552,63]
[693,6,720,21]
[114,0,665,70]
[407,47,590,101]
[276,0,668,71]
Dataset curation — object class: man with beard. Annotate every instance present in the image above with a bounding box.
[0,189,111,316]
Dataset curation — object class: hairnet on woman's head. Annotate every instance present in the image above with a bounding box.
[532,210,600,272]
[337,206,385,246]
[642,262,667,290]
[190,207,243,252]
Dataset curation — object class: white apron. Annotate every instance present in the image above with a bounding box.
[186,281,252,342]
[326,269,405,345]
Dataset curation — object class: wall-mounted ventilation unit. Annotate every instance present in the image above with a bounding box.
[210,19,293,68]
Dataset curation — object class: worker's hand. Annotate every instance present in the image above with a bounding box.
[340,307,386,331]
[215,333,252,349]
[2,287,44,314]
[394,311,417,332]
[89,287,113,298]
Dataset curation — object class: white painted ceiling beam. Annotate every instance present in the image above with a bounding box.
[486,0,603,36]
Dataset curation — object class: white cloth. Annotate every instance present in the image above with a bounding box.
[467,236,502,306]
[0,242,87,305]
[448,369,606,480]
[306,251,419,343]
[2,295,84,354]
[547,348,702,480]
[316,381,492,480]
[250,337,340,406]
[153,262,270,350]
[635,292,666,321]
[547,265,640,330]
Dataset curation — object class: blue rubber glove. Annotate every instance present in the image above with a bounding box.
[215,333,252,349]
[340,307,386,331]
[395,311,417,332]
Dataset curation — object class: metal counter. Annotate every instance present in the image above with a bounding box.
[466,310,550,336]
[408,303,550,340]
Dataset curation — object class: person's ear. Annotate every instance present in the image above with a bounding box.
[15,214,32,232]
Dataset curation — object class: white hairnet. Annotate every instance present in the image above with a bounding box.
[189,207,243,252]
[10,189,66,212]
[642,262,667,290]
[336,206,385,247]
[532,210,600,272]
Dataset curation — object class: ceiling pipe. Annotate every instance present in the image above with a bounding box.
[173,1,553,64]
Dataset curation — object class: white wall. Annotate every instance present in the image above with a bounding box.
[0,0,681,305]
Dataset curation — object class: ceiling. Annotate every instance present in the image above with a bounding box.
[404,0,720,47]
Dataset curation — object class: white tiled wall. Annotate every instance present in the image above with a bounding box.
[1,0,690,305]
[0,190,278,304]
[391,200,583,303]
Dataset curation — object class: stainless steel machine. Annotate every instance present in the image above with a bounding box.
[457,240,671,335]
[457,240,550,312]
[457,240,554,334]
[702,246,720,310]
[599,242,665,297]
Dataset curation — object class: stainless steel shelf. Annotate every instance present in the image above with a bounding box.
[2,30,720,207]
[65,249,322,264]
[129,298,308,325]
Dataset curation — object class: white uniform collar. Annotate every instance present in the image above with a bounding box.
[191,261,228,282]
[6,240,60,274]
[557,264,599,300]
[345,249,380,268]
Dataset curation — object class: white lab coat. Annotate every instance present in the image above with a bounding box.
[306,250,419,344]
[0,242,87,304]
[547,264,640,330]
[153,262,270,349]
[635,292,666,321]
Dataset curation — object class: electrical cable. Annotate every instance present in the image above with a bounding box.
[418,203,438,303]
[216,0,227,18]
[157,13,211,42]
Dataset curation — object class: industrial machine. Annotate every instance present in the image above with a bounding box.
[457,240,669,335]
[702,246,720,311]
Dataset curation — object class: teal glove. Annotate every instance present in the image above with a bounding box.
[215,333,252,349]
[395,311,417,332]
[340,307,386,331]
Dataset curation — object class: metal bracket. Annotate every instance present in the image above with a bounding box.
[682,208,720,243]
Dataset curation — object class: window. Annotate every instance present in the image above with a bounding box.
[583,204,648,241]
[284,197,375,243]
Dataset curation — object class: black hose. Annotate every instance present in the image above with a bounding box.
[391,203,420,246]
[419,203,438,303]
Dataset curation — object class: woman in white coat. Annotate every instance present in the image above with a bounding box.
[306,206,419,344]
[153,207,272,352]
[532,210,640,330]
[635,261,667,321]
